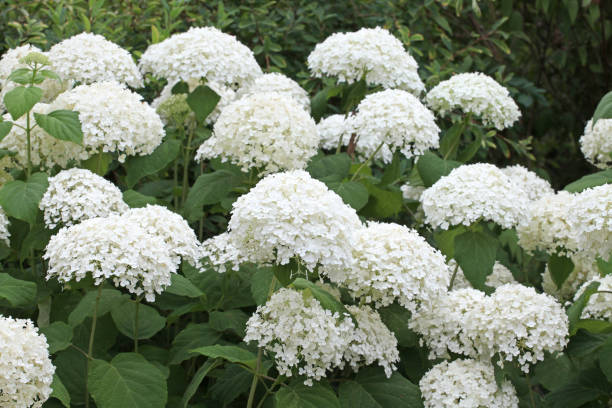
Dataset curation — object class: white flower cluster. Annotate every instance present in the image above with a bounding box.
[139,26,262,88]
[195,93,319,174]
[236,73,310,111]
[421,163,529,229]
[0,316,54,408]
[575,275,612,321]
[317,114,351,151]
[501,165,553,201]
[200,232,245,273]
[39,168,128,229]
[323,222,449,312]
[48,32,143,87]
[307,27,424,95]
[449,260,516,290]
[349,89,440,163]
[50,82,164,162]
[580,119,612,169]
[0,208,10,246]
[400,183,425,201]
[542,257,599,301]
[410,284,569,371]
[569,184,612,261]
[419,359,519,408]
[426,72,521,130]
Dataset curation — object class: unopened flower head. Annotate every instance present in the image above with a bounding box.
[426,72,521,130]
[349,89,440,163]
[44,215,178,301]
[39,168,128,229]
[568,184,612,261]
[0,208,9,246]
[323,222,449,312]
[419,359,519,408]
[0,315,54,408]
[449,260,516,290]
[317,114,351,151]
[542,257,599,301]
[236,73,310,111]
[227,170,362,271]
[580,119,612,169]
[48,32,143,87]
[421,163,528,229]
[501,165,553,201]
[195,93,319,174]
[308,27,424,95]
[139,26,262,88]
[50,82,164,162]
[244,288,354,385]
[575,275,612,321]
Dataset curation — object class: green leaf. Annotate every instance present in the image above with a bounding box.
[359,181,403,219]
[111,302,166,340]
[54,349,88,405]
[7,68,33,84]
[592,91,612,127]
[34,110,83,144]
[209,364,253,404]
[125,139,181,187]
[338,368,423,408]
[184,170,242,221]
[3,85,42,120]
[544,368,608,408]
[80,152,113,176]
[165,273,203,298]
[50,373,71,408]
[564,169,612,192]
[307,153,351,182]
[416,151,461,187]
[40,321,73,354]
[454,231,498,290]
[377,303,418,347]
[457,139,481,162]
[599,343,612,383]
[209,309,249,337]
[0,120,13,141]
[68,289,127,327]
[0,273,37,307]
[275,381,341,408]
[433,226,467,259]
[272,261,297,286]
[439,122,464,160]
[39,70,61,81]
[568,281,601,335]
[0,172,48,224]
[533,354,574,391]
[596,257,612,275]
[251,267,281,305]
[328,180,369,210]
[292,278,353,322]
[169,323,221,365]
[181,358,222,408]
[186,85,221,122]
[572,319,612,334]
[341,79,367,113]
[548,254,575,289]
[88,353,168,408]
[122,190,158,208]
[191,345,257,369]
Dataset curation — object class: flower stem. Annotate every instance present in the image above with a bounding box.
[25,110,32,180]
[134,298,140,353]
[350,140,385,181]
[526,371,537,408]
[448,263,460,291]
[181,128,195,207]
[85,285,102,408]
[246,347,263,408]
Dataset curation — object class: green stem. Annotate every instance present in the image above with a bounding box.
[181,128,195,206]
[526,371,537,408]
[246,348,262,408]
[25,109,32,180]
[448,263,460,291]
[85,286,103,408]
[134,298,141,353]
[255,376,282,408]
[350,140,385,181]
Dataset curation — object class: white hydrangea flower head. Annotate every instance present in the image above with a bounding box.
[39,168,128,229]
[139,26,262,88]
[44,215,178,301]
[0,103,88,169]
[419,359,519,408]
[501,165,553,201]
[421,163,529,229]
[227,170,362,271]
[50,82,164,162]
[307,27,424,95]
[449,260,516,290]
[195,92,319,174]
[400,183,425,201]
[349,89,440,164]
[47,32,143,87]
[244,288,354,385]
[323,222,449,312]
[0,208,10,246]
[344,305,399,377]
[201,232,246,273]
[580,119,612,169]
[317,114,351,151]
[568,184,612,261]
[0,316,54,408]
[575,275,612,321]
[121,205,203,269]
[0,45,40,79]
[426,72,521,130]
[542,257,599,301]
[236,73,310,111]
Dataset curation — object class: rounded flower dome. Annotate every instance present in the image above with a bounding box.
[236,73,310,111]
[580,118,612,169]
[317,114,351,151]
[501,164,553,201]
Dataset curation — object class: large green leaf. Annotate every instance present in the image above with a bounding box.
[111,302,166,340]
[40,321,73,354]
[0,120,13,141]
[81,152,113,176]
[338,368,423,408]
[181,358,222,408]
[186,85,221,122]
[209,309,249,337]
[54,348,88,406]
[169,323,221,365]
[68,289,127,327]
[438,121,464,160]
[191,345,257,369]
[328,180,369,210]
[548,254,574,289]
[292,278,352,322]
[544,368,608,408]
[453,231,498,290]
[377,303,418,347]
[3,85,42,120]
[564,169,612,192]
[250,267,280,305]
[88,353,167,408]
[598,343,612,383]
[122,190,158,208]
[209,364,253,404]
[416,151,461,187]
[125,139,181,187]
[184,170,242,221]
[568,281,601,335]
[0,172,48,224]
[50,373,71,408]
[275,381,341,408]
[165,273,203,298]
[34,110,83,144]
[307,153,351,182]
[592,91,612,127]
[359,181,403,219]
[433,226,467,259]
[0,273,37,307]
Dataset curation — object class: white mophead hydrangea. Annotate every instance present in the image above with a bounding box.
[449,260,516,290]
[542,257,599,301]
[568,184,612,261]
[139,26,262,88]
[236,73,310,111]
[195,93,319,174]
[349,89,440,163]
[421,163,529,229]
[419,359,519,408]
[200,232,245,273]
[44,215,177,301]
[39,168,128,229]
[307,27,424,95]
[0,316,54,408]
[426,72,521,130]
[244,288,354,385]
[50,82,164,162]
[575,275,612,321]
[501,165,553,201]
[0,44,41,79]
[323,222,449,312]
[0,208,10,246]
[226,170,362,272]
[580,119,612,169]
[48,32,143,87]
[317,114,351,151]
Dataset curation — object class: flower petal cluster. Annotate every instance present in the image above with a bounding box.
[317,114,351,151]
[501,165,553,201]
[0,208,10,246]
[400,183,425,201]
[323,222,449,312]
[575,275,612,321]
[236,73,310,111]
[48,32,143,87]
[426,72,521,130]
[195,93,319,174]
[0,315,54,408]
[568,184,612,261]
[200,232,245,273]
[542,257,599,301]
[419,359,519,408]
[307,27,424,95]
[421,163,528,229]
[349,89,439,163]
[139,26,262,88]
[580,119,612,169]
[449,260,516,290]
[50,82,164,162]
[39,168,128,229]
